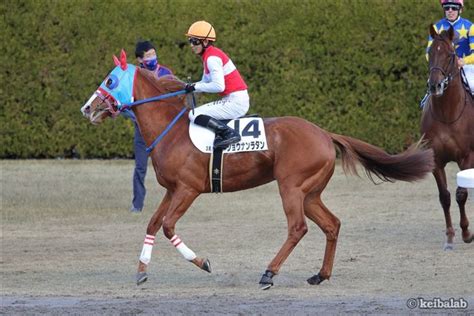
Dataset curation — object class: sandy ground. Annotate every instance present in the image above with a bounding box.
[1,160,473,315]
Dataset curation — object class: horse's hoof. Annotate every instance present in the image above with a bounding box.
[260,283,273,290]
[444,243,454,251]
[307,273,325,285]
[201,259,211,273]
[259,270,274,290]
[462,234,474,244]
[136,272,148,285]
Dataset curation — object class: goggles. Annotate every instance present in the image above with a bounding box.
[188,37,202,46]
[443,4,461,11]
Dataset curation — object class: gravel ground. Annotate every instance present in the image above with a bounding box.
[2,160,473,315]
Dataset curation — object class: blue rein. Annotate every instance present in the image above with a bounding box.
[145,107,187,153]
[121,90,187,110]
[121,89,189,153]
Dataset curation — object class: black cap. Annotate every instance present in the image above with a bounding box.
[135,40,155,58]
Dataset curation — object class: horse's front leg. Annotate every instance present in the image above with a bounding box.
[136,190,172,285]
[162,188,211,273]
[433,167,455,250]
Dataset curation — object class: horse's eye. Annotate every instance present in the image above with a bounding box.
[105,74,119,89]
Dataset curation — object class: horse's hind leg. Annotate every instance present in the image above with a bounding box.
[136,190,172,285]
[433,167,455,250]
[304,192,341,285]
[259,184,307,290]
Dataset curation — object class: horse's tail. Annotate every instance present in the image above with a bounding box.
[328,133,435,183]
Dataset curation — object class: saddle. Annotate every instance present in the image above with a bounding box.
[188,115,268,192]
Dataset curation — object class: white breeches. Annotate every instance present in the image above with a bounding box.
[463,64,474,93]
[188,90,250,122]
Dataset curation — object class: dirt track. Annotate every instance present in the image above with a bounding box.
[2,160,473,315]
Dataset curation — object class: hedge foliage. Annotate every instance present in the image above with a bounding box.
[1,0,466,158]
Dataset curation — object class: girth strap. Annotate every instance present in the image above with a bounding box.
[209,148,224,193]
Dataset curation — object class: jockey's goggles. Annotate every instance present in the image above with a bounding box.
[443,4,461,11]
[188,38,202,46]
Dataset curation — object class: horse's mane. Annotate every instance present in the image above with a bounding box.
[137,68,189,107]
[138,68,186,94]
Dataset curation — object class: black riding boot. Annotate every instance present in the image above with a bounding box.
[194,115,241,148]
[207,118,241,148]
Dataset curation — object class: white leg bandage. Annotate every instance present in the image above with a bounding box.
[139,234,155,265]
[170,235,197,261]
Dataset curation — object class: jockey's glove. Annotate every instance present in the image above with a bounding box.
[185,83,196,93]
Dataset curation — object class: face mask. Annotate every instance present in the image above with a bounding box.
[143,57,158,71]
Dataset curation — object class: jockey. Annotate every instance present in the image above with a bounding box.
[125,40,173,213]
[184,21,249,149]
[422,0,474,106]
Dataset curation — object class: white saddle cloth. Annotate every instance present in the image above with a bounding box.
[189,117,268,153]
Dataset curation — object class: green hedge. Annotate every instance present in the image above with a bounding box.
[1,0,463,158]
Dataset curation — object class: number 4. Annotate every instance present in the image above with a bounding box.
[240,120,261,138]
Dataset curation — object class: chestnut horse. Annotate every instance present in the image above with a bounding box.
[423,25,474,250]
[81,51,434,289]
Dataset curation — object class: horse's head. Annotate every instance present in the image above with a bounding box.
[81,50,137,125]
[427,25,458,96]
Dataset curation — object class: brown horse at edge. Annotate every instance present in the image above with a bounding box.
[81,54,435,289]
[423,25,474,249]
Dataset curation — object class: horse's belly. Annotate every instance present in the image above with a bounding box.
[222,152,275,192]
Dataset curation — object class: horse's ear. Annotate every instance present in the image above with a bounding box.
[429,24,438,38]
[447,26,455,41]
[119,49,128,70]
[113,55,120,66]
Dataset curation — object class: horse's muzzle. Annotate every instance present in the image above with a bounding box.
[81,104,91,117]
[428,81,446,96]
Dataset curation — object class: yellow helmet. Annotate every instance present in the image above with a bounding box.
[186,21,216,41]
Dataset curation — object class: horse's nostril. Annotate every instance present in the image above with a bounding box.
[81,105,91,116]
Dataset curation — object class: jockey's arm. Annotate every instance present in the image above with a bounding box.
[194,56,225,93]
